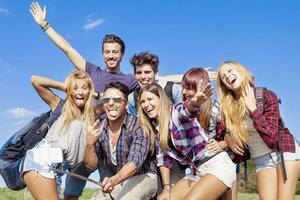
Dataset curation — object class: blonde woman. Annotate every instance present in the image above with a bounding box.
[22,71,94,200]
[137,68,236,200]
[217,61,300,200]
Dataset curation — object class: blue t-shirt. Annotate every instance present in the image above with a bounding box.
[85,61,138,94]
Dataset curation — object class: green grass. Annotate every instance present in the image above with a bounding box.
[1,189,300,200]
[0,188,98,200]
[238,193,300,200]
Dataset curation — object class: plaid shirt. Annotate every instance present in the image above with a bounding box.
[217,88,295,163]
[95,114,156,175]
[249,88,295,153]
[157,99,221,174]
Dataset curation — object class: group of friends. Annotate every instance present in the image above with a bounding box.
[19,2,300,200]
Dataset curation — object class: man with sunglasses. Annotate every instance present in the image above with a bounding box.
[84,81,157,200]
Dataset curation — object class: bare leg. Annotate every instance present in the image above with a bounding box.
[256,168,277,200]
[184,174,228,200]
[277,160,300,200]
[23,171,59,200]
[170,178,197,200]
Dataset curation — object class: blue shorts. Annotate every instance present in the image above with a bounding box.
[253,140,300,172]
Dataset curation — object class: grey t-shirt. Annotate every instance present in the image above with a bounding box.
[45,115,88,168]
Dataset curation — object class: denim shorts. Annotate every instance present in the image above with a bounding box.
[21,141,57,179]
[253,140,300,172]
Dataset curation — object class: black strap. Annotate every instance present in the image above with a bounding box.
[164,81,174,103]
[133,88,140,110]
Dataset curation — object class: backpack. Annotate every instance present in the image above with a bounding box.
[0,100,64,190]
[133,81,174,107]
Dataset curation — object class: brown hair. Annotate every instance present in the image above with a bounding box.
[130,52,159,74]
[137,83,172,153]
[102,34,125,55]
[182,67,212,129]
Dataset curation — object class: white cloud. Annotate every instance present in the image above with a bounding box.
[83,18,104,30]
[0,8,9,15]
[4,107,35,119]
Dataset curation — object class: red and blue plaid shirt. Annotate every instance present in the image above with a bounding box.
[249,88,295,153]
[157,100,221,174]
[217,87,295,163]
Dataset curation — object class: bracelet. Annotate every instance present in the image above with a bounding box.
[41,22,51,32]
[162,183,172,187]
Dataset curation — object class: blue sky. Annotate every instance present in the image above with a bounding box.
[1,0,300,188]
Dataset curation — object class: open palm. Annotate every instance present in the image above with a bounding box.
[29,2,47,27]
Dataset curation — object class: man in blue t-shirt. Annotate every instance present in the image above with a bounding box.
[30,2,138,199]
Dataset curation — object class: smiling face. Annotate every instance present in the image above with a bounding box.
[135,64,157,88]
[182,87,196,101]
[140,91,160,120]
[103,88,127,121]
[219,64,243,91]
[70,79,91,109]
[102,43,123,72]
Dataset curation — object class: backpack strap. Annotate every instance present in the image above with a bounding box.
[164,81,174,103]
[254,87,265,112]
[133,88,140,110]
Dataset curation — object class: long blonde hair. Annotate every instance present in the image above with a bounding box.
[62,71,95,130]
[137,83,172,153]
[217,61,254,146]
[182,67,212,129]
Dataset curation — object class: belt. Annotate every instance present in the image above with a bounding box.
[194,151,222,167]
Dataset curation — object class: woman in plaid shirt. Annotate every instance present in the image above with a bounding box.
[137,68,236,200]
[217,61,300,200]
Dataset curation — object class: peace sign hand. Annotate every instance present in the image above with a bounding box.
[29,2,47,27]
[190,81,213,108]
[86,119,101,146]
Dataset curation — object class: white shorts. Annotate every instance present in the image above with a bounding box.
[185,152,236,188]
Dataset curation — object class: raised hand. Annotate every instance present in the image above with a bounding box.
[206,139,222,155]
[86,119,100,146]
[242,84,257,112]
[190,80,213,108]
[29,2,47,27]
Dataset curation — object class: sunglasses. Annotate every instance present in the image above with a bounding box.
[101,96,127,103]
